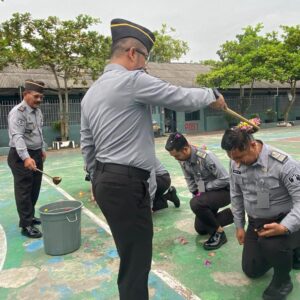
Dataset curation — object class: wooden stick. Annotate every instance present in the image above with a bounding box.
[223,107,260,131]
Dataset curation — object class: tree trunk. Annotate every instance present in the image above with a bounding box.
[283,80,296,122]
[64,75,69,141]
[51,65,65,139]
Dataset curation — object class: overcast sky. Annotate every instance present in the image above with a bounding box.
[1,0,299,62]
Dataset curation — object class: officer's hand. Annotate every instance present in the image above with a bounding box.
[42,151,47,162]
[236,228,245,245]
[257,222,288,237]
[209,94,227,110]
[24,158,37,171]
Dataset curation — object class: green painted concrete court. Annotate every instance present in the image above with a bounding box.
[0,127,300,300]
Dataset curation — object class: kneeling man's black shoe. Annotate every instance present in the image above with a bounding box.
[203,231,227,250]
[32,217,41,225]
[21,225,42,238]
[292,248,300,270]
[168,186,180,208]
[263,277,293,300]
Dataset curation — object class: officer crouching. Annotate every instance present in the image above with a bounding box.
[165,132,233,250]
[7,80,46,238]
[221,125,300,300]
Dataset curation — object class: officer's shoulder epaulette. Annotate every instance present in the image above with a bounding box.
[17,105,26,112]
[196,150,207,159]
[270,151,288,163]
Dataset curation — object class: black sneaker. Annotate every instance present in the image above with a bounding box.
[168,186,180,208]
[263,277,293,300]
[21,225,42,238]
[203,231,227,250]
[32,217,41,225]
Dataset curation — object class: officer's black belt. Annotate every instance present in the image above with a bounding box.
[96,161,150,180]
[11,147,42,153]
[248,212,288,229]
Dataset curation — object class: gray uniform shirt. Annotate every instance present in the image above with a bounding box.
[230,142,300,233]
[81,64,216,175]
[8,100,45,160]
[179,146,229,193]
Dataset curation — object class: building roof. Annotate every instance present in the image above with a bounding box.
[0,65,93,92]
[0,63,299,91]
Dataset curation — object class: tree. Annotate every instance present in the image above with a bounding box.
[2,13,111,140]
[197,24,281,113]
[150,24,189,62]
[270,25,300,122]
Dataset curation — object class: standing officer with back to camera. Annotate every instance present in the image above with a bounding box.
[221,126,300,300]
[7,80,46,239]
[165,132,233,250]
[81,18,227,300]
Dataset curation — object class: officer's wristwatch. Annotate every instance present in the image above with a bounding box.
[212,88,221,100]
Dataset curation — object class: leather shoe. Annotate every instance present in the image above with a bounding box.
[21,225,42,238]
[292,248,300,270]
[32,217,41,225]
[263,277,293,300]
[168,186,180,208]
[203,231,227,250]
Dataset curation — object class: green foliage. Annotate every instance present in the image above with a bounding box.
[52,120,61,132]
[151,24,189,62]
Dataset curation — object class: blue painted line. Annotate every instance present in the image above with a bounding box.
[106,249,119,259]
[55,285,73,298]
[25,239,44,252]
[0,200,11,209]
[47,257,64,264]
[96,267,111,275]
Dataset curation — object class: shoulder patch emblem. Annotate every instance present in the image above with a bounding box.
[270,151,288,163]
[288,174,300,184]
[196,151,207,159]
[17,119,25,126]
[17,105,26,112]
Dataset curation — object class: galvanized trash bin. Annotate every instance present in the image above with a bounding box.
[39,200,83,256]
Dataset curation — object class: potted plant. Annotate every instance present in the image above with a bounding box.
[52,121,62,141]
[265,109,276,123]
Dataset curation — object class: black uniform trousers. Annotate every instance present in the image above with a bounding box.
[7,148,43,227]
[190,189,233,235]
[242,215,300,283]
[152,173,171,211]
[93,162,153,300]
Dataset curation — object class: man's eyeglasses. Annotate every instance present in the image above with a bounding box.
[32,94,44,100]
[125,47,150,62]
[135,48,149,62]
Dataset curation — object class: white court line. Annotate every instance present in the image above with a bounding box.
[0,224,7,271]
[43,176,201,300]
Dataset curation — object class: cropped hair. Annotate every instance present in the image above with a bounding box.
[111,37,146,58]
[165,132,188,152]
[221,128,255,152]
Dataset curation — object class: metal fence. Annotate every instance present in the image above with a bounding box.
[0,96,81,130]
[204,95,300,120]
[1,94,299,130]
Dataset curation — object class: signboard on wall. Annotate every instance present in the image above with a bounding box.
[184,121,199,132]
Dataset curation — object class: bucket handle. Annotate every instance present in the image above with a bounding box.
[66,214,78,223]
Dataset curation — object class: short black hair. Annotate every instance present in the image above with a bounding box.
[165,132,188,152]
[221,128,254,152]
